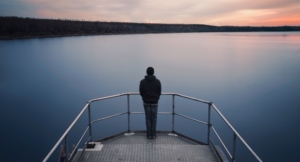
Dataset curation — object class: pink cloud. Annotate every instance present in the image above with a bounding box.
[8,0,300,26]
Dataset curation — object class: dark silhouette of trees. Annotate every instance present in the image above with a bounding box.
[1,16,300,39]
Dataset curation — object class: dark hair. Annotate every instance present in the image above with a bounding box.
[147,67,154,75]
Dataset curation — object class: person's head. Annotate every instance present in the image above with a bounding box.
[146,67,154,75]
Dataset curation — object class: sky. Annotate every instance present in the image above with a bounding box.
[0,0,300,26]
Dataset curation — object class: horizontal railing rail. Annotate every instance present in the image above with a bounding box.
[175,113,208,125]
[43,92,262,162]
[91,112,127,124]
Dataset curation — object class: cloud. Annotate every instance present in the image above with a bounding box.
[186,0,300,25]
[1,0,299,26]
[15,0,145,21]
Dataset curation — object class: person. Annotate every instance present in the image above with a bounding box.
[139,67,161,139]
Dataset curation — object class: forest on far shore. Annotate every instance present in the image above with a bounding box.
[1,16,300,39]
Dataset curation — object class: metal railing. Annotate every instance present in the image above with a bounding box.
[43,92,262,162]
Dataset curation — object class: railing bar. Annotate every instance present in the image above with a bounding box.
[89,92,210,102]
[161,92,177,95]
[91,112,127,123]
[65,135,68,162]
[158,112,173,114]
[131,112,144,114]
[76,136,92,162]
[175,94,210,104]
[130,112,173,114]
[88,104,92,142]
[172,95,175,132]
[68,126,90,161]
[42,103,89,162]
[207,103,212,144]
[175,113,208,125]
[211,126,232,159]
[212,104,262,162]
[127,92,177,95]
[127,94,130,132]
[232,133,237,162]
[209,137,219,159]
[89,93,127,102]
[89,92,178,103]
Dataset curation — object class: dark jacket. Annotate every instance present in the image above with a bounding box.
[139,75,161,104]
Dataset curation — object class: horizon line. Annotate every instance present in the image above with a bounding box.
[2,16,300,28]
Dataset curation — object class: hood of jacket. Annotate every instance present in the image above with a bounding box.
[145,75,156,82]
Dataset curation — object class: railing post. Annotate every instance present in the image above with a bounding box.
[207,102,212,145]
[64,134,68,162]
[172,95,175,132]
[88,103,92,142]
[232,133,237,162]
[127,94,131,132]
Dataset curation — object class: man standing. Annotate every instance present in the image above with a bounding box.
[139,67,161,139]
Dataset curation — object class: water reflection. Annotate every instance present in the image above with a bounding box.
[0,32,300,161]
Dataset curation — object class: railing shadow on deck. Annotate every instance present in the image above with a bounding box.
[43,92,262,162]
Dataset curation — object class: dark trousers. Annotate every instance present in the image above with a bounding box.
[143,103,158,137]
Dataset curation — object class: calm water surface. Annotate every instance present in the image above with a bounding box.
[1,32,300,161]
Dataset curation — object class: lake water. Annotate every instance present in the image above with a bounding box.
[1,32,300,162]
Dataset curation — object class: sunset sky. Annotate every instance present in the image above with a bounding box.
[0,0,300,26]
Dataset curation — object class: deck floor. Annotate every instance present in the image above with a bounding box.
[73,132,221,162]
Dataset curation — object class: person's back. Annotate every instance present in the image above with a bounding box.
[140,75,161,104]
[139,67,161,139]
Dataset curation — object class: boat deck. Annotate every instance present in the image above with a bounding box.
[72,132,222,162]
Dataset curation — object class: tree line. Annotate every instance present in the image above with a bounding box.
[1,16,300,39]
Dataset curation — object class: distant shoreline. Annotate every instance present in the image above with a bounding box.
[1,16,300,40]
[1,31,300,40]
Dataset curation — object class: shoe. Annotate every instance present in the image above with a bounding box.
[147,136,151,139]
[152,136,156,139]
